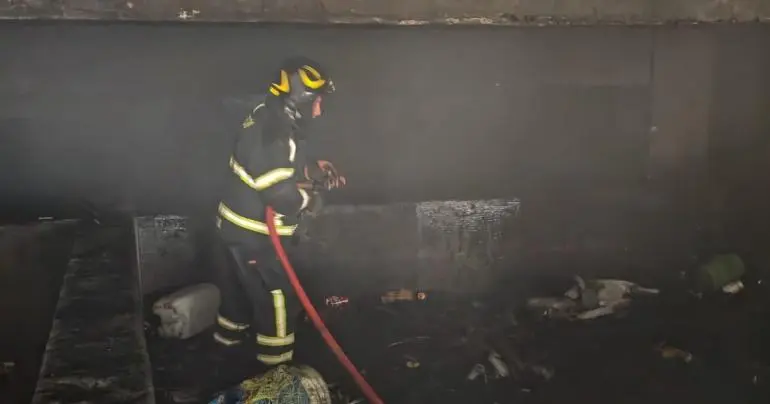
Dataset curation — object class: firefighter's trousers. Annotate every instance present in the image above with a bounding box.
[213,240,301,366]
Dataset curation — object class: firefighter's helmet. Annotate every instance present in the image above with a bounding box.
[268,57,335,109]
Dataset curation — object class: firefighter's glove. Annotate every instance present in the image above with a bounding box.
[304,160,346,191]
[298,188,324,218]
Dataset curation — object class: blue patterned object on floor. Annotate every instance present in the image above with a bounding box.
[208,365,330,404]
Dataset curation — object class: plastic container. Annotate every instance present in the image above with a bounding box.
[696,254,745,292]
[153,283,221,339]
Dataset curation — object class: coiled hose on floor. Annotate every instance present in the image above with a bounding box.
[265,206,384,404]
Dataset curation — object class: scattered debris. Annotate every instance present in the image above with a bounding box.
[325,296,350,307]
[656,343,693,363]
[381,289,427,304]
[404,355,420,369]
[329,382,364,403]
[487,350,510,378]
[722,280,744,294]
[327,383,349,403]
[487,336,555,383]
[387,336,431,348]
[530,365,555,381]
[576,304,630,320]
[527,276,658,320]
[467,364,487,382]
[565,277,660,303]
[147,273,765,404]
[525,297,577,318]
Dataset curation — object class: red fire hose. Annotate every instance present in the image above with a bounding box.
[265,206,384,404]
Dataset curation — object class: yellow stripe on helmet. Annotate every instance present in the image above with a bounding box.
[270,70,291,95]
[299,65,326,90]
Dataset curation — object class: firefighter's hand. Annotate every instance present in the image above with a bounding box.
[317,160,347,190]
[304,160,346,191]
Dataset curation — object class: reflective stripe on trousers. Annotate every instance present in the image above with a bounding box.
[257,351,294,365]
[213,331,242,346]
[217,314,249,332]
[256,289,294,365]
[213,314,250,347]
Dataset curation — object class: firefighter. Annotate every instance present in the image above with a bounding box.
[212,57,344,368]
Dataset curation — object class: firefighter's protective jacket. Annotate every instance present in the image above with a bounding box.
[217,101,311,244]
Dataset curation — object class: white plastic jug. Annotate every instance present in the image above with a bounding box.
[153,283,221,339]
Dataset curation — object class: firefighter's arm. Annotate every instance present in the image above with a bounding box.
[253,139,316,216]
[259,181,314,216]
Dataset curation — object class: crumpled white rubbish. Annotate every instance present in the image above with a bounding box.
[567,276,659,320]
[528,276,659,321]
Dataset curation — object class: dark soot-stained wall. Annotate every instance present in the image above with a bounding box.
[1,23,769,221]
[0,23,653,215]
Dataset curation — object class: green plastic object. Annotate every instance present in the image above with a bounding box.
[696,254,745,292]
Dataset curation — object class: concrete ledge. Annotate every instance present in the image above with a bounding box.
[32,224,154,404]
[1,0,769,24]
[133,215,195,297]
[135,199,523,296]
[135,195,701,298]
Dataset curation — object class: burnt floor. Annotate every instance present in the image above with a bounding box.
[0,221,75,403]
[147,274,770,404]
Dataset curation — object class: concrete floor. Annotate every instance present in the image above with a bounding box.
[0,216,766,403]
[1,218,768,404]
[147,280,770,404]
